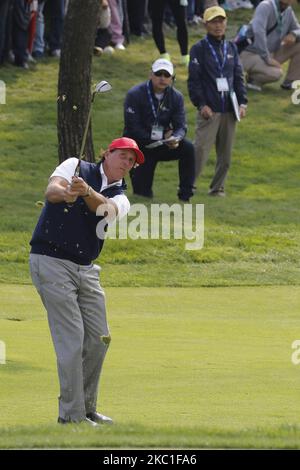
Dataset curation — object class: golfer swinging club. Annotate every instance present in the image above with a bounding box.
[29,137,144,426]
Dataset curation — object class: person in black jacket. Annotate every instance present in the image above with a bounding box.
[123,58,195,201]
[188,6,247,197]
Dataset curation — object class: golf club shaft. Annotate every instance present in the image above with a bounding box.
[74,93,95,177]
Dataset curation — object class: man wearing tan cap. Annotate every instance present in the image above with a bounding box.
[188,6,247,197]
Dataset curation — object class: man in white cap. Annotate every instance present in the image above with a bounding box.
[188,6,247,197]
[123,58,195,202]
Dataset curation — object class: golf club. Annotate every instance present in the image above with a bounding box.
[74,80,112,177]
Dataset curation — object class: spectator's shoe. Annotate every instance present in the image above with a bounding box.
[114,43,126,51]
[14,61,29,70]
[58,417,99,427]
[50,49,61,58]
[236,0,254,8]
[280,80,293,90]
[208,189,226,197]
[32,51,44,59]
[222,1,235,11]
[246,80,262,92]
[103,46,115,55]
[94,46,103,56]
[160,52,171,61]
[178,195,190,203]
[133,190,153,199]
[86,412,113,425]
[190,15,202,25]
[181,54,189,67]
[27,53,37,64]
[8,50,15,64]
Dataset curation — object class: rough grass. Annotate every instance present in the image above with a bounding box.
[0,8,300,286]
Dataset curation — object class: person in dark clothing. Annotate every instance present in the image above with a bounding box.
[123,58,195,201]
[148,0,190,65]
[11,0,31,68]
[0,0,12,65]
[188,5,247,196]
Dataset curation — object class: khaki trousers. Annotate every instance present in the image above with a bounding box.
[194,111,236,192]
[240,42,300,85]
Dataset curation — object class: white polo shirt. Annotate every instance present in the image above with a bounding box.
[50,157,130,219]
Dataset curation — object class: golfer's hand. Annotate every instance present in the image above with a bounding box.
[70,176,89,196]
[64,185,79,203]
[200,105,214,120]
[281,33,296,46]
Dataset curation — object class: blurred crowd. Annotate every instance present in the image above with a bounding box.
[0,0,263,69]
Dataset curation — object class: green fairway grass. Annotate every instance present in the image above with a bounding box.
[1,285,300,448]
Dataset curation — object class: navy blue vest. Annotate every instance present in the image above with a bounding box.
[30,161,126,265]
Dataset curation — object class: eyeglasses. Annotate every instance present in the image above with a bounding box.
[153,71,172,78]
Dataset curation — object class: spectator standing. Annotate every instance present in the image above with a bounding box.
[108,0,126,49]
[188,6,247,196]
[0,0,12,65]
[148,0,190,65]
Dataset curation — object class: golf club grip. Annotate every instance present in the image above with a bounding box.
[65,160,80,207]
[74,160,80,177]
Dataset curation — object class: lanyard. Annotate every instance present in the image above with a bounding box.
[273,0,283,32]
[205,36,228,77]
[146,81,166,122]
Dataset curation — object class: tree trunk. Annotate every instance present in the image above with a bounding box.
[57,0,100,163]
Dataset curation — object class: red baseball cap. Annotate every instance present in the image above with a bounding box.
[108,137,144,164]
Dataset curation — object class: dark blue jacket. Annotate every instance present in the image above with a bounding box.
[188,35,247,112]
[30,161,126,265]
[123,80,187,147]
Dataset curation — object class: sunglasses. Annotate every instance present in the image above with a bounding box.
[154,71,172,78]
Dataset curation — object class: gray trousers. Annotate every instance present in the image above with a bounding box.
[194,111,236,191]
[29,254,110,422]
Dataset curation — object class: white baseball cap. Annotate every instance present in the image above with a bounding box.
[151,59,174,76]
